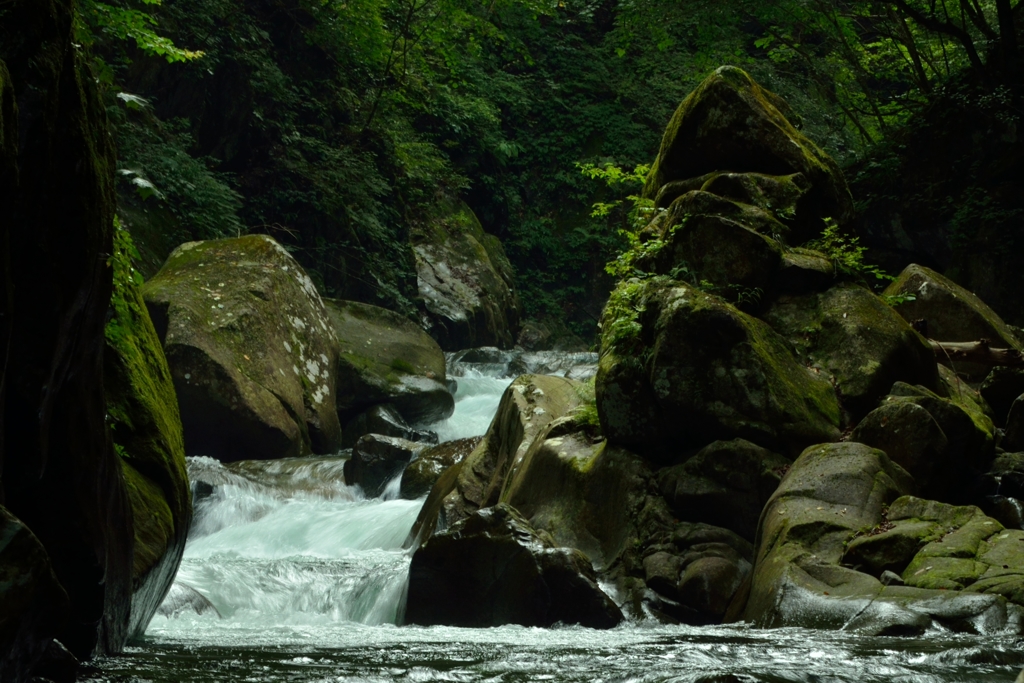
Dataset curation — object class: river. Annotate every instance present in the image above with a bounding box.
[84,354,1024,683]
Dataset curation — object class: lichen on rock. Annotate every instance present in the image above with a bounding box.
[143,234,342,461]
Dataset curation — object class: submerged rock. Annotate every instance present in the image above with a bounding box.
[143,234,342,461]
[596,279,840,462]
[643,66,853,242]
[327,299,453,426]
[413,200,521,350]
[156,583,221,619]
[405,504,621,628]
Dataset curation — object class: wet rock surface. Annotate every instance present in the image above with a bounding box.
[405,504,622,628]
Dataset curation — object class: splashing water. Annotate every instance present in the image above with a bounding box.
[85,353,1024,683]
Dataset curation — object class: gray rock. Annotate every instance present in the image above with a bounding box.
[157,583,221,618]
[342,403,438,448]
[345,434,428,498]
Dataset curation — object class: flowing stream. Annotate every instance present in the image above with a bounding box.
[85,353,1024,683]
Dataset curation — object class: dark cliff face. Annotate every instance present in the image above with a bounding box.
[0,0,133,659]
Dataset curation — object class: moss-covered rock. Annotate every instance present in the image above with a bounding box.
[405,503,621,628]
[596,279,840,461]
[884,264,1022,380]
[980,367,1024,427]
[744,447,1024,634]
[657,439,791,542]
[851,401,948,497]
[325,299,453,425]
[643,66,853,243]
[143,234,342,461]
[413,199,521,350]
[763,282,939,420]
[641,195,786,297]
[1,0,134,657]
[884,382,996,494]
[743,442,914,629]
[0,506,69,682]
[104,228,191,640]
[774,248,836,295]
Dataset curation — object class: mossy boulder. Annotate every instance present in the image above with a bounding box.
[657,439,791,542]
[980,367,1024,427]
[884,264,1022,380]
[143,234,342,462]
[0,506,69,683]
[596,279,840,462]
[502,418,665,573]
[745,445,1024,634]
[851,401,949,497]
[401,437,480,500]
[774,248,836,295]
[643,66,853,242]
[325,299,453,425]
[640,193,786,297]
[413,199,521,350]
[882,382,996,496]
[762,282,939,421]
[405,503,622,628]
[744,443,915,630]
[104,237,191,639]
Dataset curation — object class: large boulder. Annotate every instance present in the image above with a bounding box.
[405,374,584,548]
[884,264,1022,380]
[413,200,521,350]
[326,299,453,425]
[405,504,621,628]
[656,439,791,542]
[1,0,134,657]
[0,506,69,682]
[596,279,841,462]
[638,191,786,297]
[852,379,995,502]
[744,443,1023,635]
[643,66,853,242]
[143,234,342,461]
[762,282,939,420]
[104,227,192,640]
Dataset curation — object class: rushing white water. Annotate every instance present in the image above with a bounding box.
[101,352,1024,682]
[150,357,515,637]
[427,368,513,442]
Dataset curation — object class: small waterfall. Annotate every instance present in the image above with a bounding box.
[152,349,596,634]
